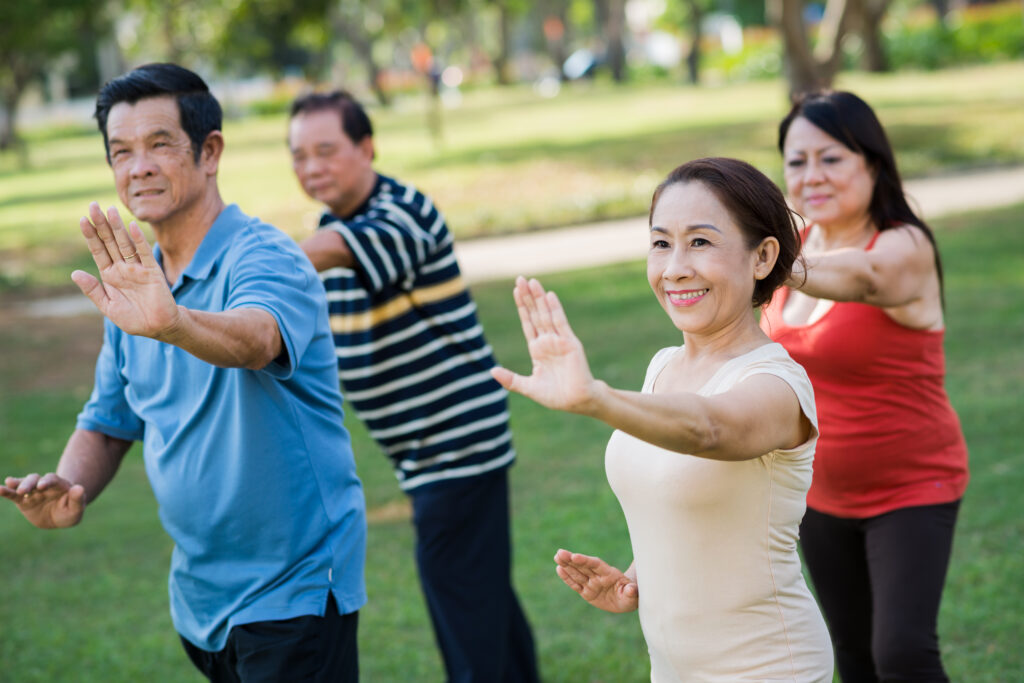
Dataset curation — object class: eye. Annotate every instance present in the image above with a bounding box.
[651,238,670,249]
[823,156,842,164]
[690,237,710,247]
[786,159,805,169]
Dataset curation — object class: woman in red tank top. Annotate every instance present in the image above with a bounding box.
[760,91,968,681]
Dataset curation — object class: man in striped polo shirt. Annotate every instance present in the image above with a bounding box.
[287,91,539,682]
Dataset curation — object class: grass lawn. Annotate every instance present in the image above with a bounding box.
[1,61,1024,289]
[1,199,1022,681]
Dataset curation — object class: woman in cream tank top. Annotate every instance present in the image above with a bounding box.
[492,158,832,681]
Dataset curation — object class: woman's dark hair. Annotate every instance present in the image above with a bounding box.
[778,90,945,303]
[649,157,803,308]
[290,90,374,148]
[94,63,222,165]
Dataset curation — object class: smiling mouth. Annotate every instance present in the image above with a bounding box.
[668,289,709,304]
[134,189,164,197]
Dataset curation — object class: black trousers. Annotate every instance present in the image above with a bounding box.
[800,501,960,683]
[410,468,540,683]
[180,594,358,683]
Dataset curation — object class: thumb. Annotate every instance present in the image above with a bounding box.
[71,270,107,312]
[490,366,519,392]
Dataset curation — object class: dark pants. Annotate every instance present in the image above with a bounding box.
[410,468,540,683]
[180,594,358,683]
[800,501,960,683]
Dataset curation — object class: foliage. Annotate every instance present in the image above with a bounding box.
[2,200,1024,680]
[883,1,1024,70]
[0,0,111,149]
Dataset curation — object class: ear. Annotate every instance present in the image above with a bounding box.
[753,236,780,281]
[358,135,375,162]
[200,130,225,175]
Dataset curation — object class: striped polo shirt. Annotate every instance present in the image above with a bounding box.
[319,174,515,490]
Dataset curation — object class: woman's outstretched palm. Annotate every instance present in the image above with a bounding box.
[491,277,598,413]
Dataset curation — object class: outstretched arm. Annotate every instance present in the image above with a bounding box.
[71,203,283,369]
[0,429,132,529]
[492,277,810,461]
[789,225,938,308]
[554,549,638,613]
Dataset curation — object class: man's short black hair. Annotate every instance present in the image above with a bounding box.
[290,90,374,144]
[94,63,222,164]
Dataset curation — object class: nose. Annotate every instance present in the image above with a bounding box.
[129,150,158,178]
[662,245,694,281]
[803,158,826,185]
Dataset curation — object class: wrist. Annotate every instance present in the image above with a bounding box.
[575,379,610,418]
[154,305,189,345]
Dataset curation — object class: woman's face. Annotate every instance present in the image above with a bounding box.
[782,116,876,230]
[647,181,776,338]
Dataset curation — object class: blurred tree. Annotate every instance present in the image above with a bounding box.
[769,0,893,94]
[122,0,229,67]
[768,0,853,93]
[594,0,627,81]
[487,0,531,84]
[0,0,110,155]
[216,0,332,81]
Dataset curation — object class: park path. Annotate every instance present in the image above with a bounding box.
[454,164,1024,283]
[16,164,1024,318]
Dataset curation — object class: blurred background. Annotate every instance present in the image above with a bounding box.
[1,1,1023,681]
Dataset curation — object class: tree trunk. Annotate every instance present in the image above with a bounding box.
[858,0,890,72]
[685,0,702,84]
[604,0,627,82]
[330,10,390,106]
[493,1,512,85]
[768,0,856,96]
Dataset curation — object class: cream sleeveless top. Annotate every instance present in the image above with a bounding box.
[605,343,833,682]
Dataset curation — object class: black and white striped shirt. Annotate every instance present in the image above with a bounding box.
[320,174,514,490]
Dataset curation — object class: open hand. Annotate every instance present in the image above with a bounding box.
[71,203,181,338]
[554,548,638,613]
[490,277,600,413]
[0,473,86,529]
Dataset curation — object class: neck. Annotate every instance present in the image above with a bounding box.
[815,213,877,250]
[150,187,226,284]
[328,171,377,218]
[679,311,768,364]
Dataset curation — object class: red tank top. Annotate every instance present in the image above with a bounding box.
[761,230,968,518]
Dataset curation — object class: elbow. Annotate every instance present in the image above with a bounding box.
[690,416,722,455]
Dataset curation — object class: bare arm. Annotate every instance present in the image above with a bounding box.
[71,203,283,369]
[491,278,810,461]
[300,227,356,272]
[790,225,938,308]
[1,429,132,529]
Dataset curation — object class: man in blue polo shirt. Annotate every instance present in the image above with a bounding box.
[0,64,366,682]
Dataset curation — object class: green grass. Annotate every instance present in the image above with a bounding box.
[1,200,1022,680]
[2,61,1024,289]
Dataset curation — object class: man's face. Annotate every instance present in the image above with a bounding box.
[289,109,374,217]
[105,96,210,226]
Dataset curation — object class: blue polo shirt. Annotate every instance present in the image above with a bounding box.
[77,204,367,651]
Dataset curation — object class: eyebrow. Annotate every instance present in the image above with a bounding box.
[108,129,175,147]
[786,143,843,156]
[651,224,722,234]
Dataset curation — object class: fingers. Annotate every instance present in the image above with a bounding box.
[80,214,114,271]
[105,206,140,264]
[127,220,156,267]
[82,203,144,268]
[512,277,538,342]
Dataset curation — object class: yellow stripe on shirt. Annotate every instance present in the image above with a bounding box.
[329,275,467,334]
